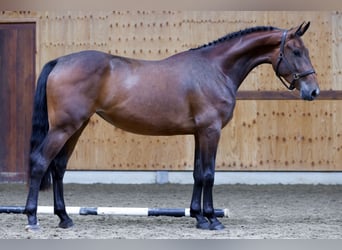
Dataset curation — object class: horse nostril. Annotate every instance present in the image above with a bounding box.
[311,88,320,98]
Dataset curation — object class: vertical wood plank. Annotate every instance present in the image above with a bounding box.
[332,11,342,90]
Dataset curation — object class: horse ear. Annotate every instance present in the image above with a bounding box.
[295,21,310,37]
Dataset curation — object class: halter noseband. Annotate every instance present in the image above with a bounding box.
[275,30,316,90]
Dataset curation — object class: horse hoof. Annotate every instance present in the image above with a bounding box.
[196,220,210,230]
[210,221,225,230]
[59,219,74,229]
[25,224,40,232]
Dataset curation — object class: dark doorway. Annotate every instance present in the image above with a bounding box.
[0,23,36,182]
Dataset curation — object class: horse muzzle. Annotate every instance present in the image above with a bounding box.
[300,83,320,101]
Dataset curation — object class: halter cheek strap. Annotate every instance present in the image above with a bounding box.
[275,30,316,90]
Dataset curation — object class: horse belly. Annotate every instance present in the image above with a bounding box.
[97,97,195,136]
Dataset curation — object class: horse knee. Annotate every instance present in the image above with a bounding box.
[193,172,204,185]
[203,172,214,187]
[193,172,214,186]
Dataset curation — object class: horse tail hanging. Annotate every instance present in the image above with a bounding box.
[29,59,58,191]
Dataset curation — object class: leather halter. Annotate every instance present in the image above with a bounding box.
[275,30,316,90]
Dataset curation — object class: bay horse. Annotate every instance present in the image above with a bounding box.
[25,22,319,231]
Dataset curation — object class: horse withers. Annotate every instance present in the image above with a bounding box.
[25,22,319,231]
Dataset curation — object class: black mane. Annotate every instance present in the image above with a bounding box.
[190,26,279,50]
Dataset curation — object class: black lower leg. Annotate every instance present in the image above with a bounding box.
[203,176,224,230]
[190,181,209,229]
[52,178,73,228]
[191,135,210,229]
[51,149,73,228]
[24,153,49,229]
[25,180,40,227]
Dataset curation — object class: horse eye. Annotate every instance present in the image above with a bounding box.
[293,50,301,57]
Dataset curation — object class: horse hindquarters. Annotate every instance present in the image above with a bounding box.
[25,58,90,230]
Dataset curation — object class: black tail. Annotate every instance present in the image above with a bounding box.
[29,59,58,191]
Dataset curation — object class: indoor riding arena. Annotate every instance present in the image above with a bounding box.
[0,10,341,239]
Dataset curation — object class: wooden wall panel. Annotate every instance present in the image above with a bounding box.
[1,11,341,171]
[332,11,342,90]
[217,100,341,171]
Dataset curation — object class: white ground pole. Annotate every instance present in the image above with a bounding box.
[63,171,342,185]
[0,206,229,217]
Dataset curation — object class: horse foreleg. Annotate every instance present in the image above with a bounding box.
[198,125,224,230]
[190,135,210,229]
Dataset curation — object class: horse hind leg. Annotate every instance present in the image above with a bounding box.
[25,130,70,230]
[51,119,89,229]
[25,122,86,231]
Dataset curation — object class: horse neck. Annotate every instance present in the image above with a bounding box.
[204,30,282,90]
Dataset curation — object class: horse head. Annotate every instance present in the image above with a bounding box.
[273,22,320,101]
